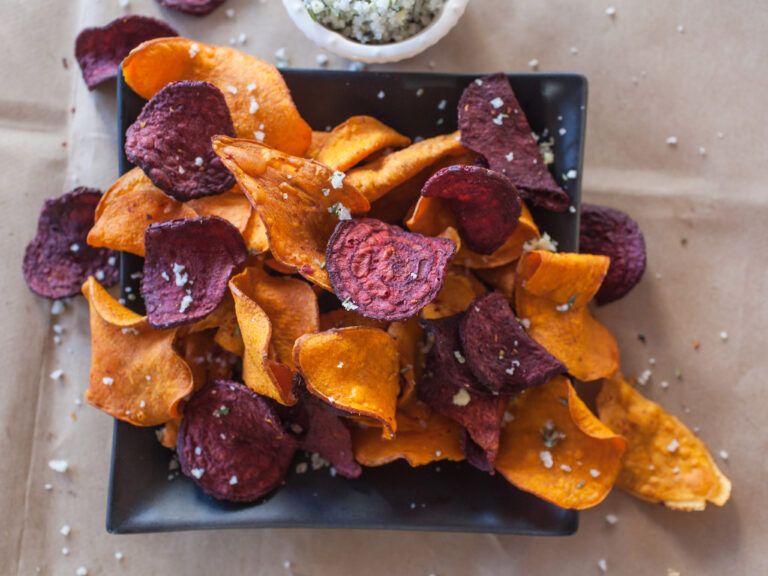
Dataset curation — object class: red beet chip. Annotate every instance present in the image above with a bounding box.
[458,73,570,212]
[75,16,178,90]
[579,203,647,305]
[460,429,494,474]
[421,164,522,254]
[177,381,298,502]
[141,216,247,329]
[23,187,118,299]
[326,218,456,321]
[125,81,236,202]
[460,292,566,393]
[418,315,506,463]
[156,0,226,16]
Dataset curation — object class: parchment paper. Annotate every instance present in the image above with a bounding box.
[2,0,767,574]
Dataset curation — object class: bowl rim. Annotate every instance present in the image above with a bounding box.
[281,0,470,63]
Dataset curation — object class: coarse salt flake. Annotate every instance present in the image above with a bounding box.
[48,459,69,473]
[60,524,71,536]
[102,377,114,386]
[452,388,471,406]
[50,369,64,380]
[667,438,679,452]
[605,513,618,525]
[254,131,266,142]
[190,468,205,479]
[331,170,346,189]
[539,450,553,468]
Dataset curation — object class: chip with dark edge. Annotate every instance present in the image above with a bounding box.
[421,165,522,254]
[326,218,456,321]
[458,73,570,212]
[418,315,506,462]
[579,203,647,305]
[156,0,226,16]
[125,81,236,202]
[460,429,494,474]
[23,187,118,299]
[142,216,247,329]
[75,15,178,90]
[176,381,298,502]
[460,292,566,393]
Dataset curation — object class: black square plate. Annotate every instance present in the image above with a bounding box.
[109,68,586,535]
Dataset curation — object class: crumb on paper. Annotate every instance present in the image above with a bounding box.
[605,513,618,525]
[48,459,68,473]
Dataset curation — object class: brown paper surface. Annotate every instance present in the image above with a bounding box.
[2,0,766,574]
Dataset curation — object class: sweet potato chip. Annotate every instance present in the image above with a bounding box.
[82,277,194,426]
[516,251,619,382]
[473,262,517,300]
[314,116,411,172]
[187,187,251,234]
[421,270,486,320]
[386,317,430,420]
[157,417,181,449]
[88,168,197,257]
[175,329,237,391]
[293,327,400,438]
[326,218,456,321]
[123,38,311,156]
[156,0,225,16]
[495,375,627,509]
[345,132,466,202]
[319,308,388,331]
[597,372,731,510]
[229,268,297,405]
[306,130,330,159]
[243,209,269,253]
[213,137,370,289]
[352,411,464,467]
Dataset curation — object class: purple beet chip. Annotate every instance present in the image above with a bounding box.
[75,15,178,90]
[458,73,570,212]
[579,203,647,305]
[141,216,247,329]
[177,381,298,502]
[156,0,226,16]
[125,81,236,202]
[460,292,566,393]
[421,164,522,254]
[23,187,118,299]
[460,429,494,474]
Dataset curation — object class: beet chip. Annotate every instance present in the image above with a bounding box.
[579,203,647,305]
[23,187,118,299]
[156,0,226,16]
[125,81,236,202]
[177,381,297,502]
[460,292,566,394]
[458,73,570,212]
[460,429,494,474]
[142,216,247,329]
[421,165,521,254]
[419,315,506,463]
[326,218,456,321]
[75,15,178,90]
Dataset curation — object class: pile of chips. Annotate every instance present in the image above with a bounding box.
[23,26,731,511]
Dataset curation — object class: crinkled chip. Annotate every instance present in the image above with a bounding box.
[319,309,388,331]
[458,73,570,212]
[421,165,522,254]
[579,203,647,305]
[142,216,247,329]
[125,81,236,202]
[123,38,311,156]
[157,417,181,449]
[243,209,270,253]
[229,268,297,405]
[177,381,298,502]
[306,130,330,159]
[345,132,466,202]
[460,429,494,473]
[314,116,411,172]
[326,218,456,321]
[597,372,731,510]
[82,277,193,426]
[516,251,619,382]
[156,0,225,16]
[24,187,118,299]
[187,186,252,234]
[75,15,178,90]
[352,411,464,467]
[213,137,370,289]
[422,270,486,320]
[460,292,566,393]
[495,375,627,509]
[293,327,400,438]
[88,168,197,257]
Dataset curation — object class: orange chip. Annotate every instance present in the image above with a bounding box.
[597,372,731,510]
[82,277,194,426]
[229,268,297,405]
[175,329,235,391]
[88,167,196,257]
[123,38,311,156]
[314,116,411,172]
[495,375,627,509]
[319,308,388,331]
[352,411,464,467]
[305,130,330,159]
[213,136,370,290]
[387,317,431,420]
[242,208,269,253]
[345,132,466,202]
[407,200,539,269]
[263,257,297,276]
[179,291,237,336]
[157,417,181,449]
[187,186,251,234]
[515,251,619,381]
[293,327,400,438]
[213,314,244,356]
[421,270,486,320]
[474,262,517,300]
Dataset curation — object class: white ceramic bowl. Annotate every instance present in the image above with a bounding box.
[281,0,470,63]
